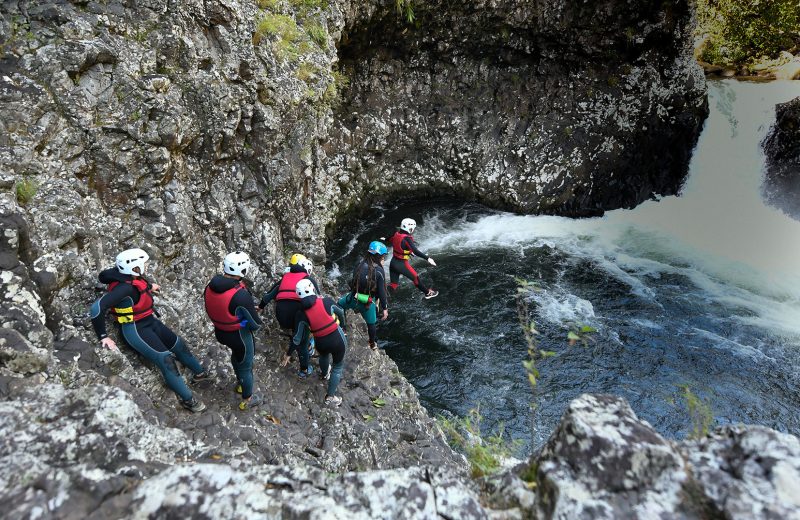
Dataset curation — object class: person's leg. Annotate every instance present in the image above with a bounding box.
[153,319,205,374]
[389,258,401,291]
[326,331,347,397]
[401,260,429,293]
[123,320,193,401]
[360,302,378,347]
[232,330,255,399]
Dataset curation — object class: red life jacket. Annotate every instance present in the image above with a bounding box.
[391,231,412,260]
[276,271,308,301]
[203,282,246,331]
[109,278,154,323]
[304,297,339,338]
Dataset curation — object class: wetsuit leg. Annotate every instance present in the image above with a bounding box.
[122,318,193,401]
[148,318,204,374]
[233,330,255,399]
[297,336,311,372]
[390,258,429,293]
[276,301,299,355]
[215,329,254,399]
[362,302,378,343]
[389,258,402,291]
[317,329,347,396]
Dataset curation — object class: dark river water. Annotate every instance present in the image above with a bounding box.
[327,80,800,452]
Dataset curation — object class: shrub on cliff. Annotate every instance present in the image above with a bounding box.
[696,0,800,67]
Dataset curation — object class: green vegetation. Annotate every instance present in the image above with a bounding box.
[257,0,280,8]
[15,177,38,205]
[306,20,328,47]
[395,0,415,24]
[696,0,800,68]
[680,385,714,439]
[438,408,517,478]
[321,69,350,107]
[254,13,300,46]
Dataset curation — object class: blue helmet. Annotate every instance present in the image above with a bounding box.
[368,240,388,256]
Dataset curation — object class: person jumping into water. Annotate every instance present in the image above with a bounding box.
[389,218,438,299]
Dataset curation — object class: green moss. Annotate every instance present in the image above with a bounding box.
[305,20,328,47]
[15,177,38,205]
[696,0,800,67]
[296,61,319,83]
[257,0,280,9]
[254,13,301,46]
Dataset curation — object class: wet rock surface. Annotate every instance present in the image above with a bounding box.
[763,96,800,218]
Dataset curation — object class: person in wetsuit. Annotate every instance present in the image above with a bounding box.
[89,248,208,412]
[389,218,439,299]
[258,255,320,370]
[204,251,264,411]
[338,241,389,351]
[292,279,347,407]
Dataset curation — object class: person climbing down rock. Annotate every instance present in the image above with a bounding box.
[339,241,389,351]
[259,255,319,368]
[389,218,439,299]
[292,279,347,407]
[204,251,264,411]
[89,248,208,412]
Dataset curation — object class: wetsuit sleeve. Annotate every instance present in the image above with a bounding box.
[88,284,136,340]
[332,304,346,330]
[233,290,262,330]
[324,297,346,330]
[403,236,428,260]
[375,269,388,310]
[259,280,281,308]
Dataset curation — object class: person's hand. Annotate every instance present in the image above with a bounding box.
[381,309,388,321]
[427,257,437,267]
[101,337,118,351]
[151,284,161,294]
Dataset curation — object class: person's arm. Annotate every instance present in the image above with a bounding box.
[89,284,135,341]
[233,291,263,330]
[403,236,428,260]
[375,269,388,312]
[259,280,281,308]
[332,304,346,330]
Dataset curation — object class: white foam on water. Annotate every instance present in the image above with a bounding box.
[414,80,800,340]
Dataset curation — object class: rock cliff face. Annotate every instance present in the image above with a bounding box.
[763,96,800,218]
[0,0,767,518]
[331,0,708,217]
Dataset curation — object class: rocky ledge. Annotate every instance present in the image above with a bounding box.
[3,387,799,519]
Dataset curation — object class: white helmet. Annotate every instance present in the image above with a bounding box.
[223,251,250,277]
[400,218,416,234]
[295,278,316,299]
[298,257,313,274]
[116,248,149,276]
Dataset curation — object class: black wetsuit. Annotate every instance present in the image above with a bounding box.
[205,275,262,399]
[389,231,432,294]
[89,268,203,402]
[259,265,320,355]
[293,295,347,396]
